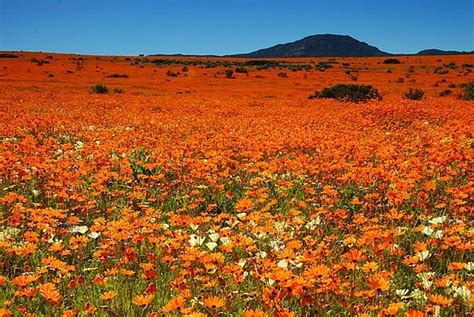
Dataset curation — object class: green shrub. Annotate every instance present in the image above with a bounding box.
[181,66,189,72]
[112,88,124,94]
[439,89,452,97]
[225,69,234,79]
[308,84,381,102]
[235,66,248,74]
[383,58,401,64]
[404,88,425,100]
[91,83,109,94]
[463,81,474,100]
[107,73,128,78]
[0,53,19,58]
[316,62,333,71]
[166,70,178,77]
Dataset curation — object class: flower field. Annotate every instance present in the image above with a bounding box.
[0,53,473,316]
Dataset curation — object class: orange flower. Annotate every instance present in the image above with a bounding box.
[38,282,61,303]
[383,302,404,315]
[428,294,453,306]
[234,197,253,213]
[204,296,225,309]
[100,290,116,301]
[132,293,154,306]
[243,309,267,317]
[0,308,12,317]
[161,295,186,313]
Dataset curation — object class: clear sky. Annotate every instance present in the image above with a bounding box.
[1,0,473,56]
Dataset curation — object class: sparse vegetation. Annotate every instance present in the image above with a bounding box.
[439,89,452,96]
[404,88,425,100]
[0,53,19,58]
[462,81,474,100]
[225,69,234,78]
[235,66,248,74]
[90,83,109,94]
[166,70,178,77]
[107,73,129,78]
[383,58,401,64]
[309,84,381,102]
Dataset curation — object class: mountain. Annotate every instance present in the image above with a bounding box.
[416,49,474,56]
[231,34,390,58]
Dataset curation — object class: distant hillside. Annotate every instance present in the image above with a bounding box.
[231,34,390,58]
[416,49,474,56]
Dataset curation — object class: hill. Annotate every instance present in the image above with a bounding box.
[416,49,474,56]
[231,34,389,58]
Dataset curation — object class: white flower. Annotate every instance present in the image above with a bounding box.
[422,226,434,236]
[190,224,199,231]
[87,232,100,239]
[208,232,220,242]
[417,250,431,262]
[417,272,434,289]
[429,216,447,225]
[220,237,232,246]
[70,225,88,234]
[277,259,288,269]
[205,242,218,251]
[189,234,205,247]
[396,289,411,299]
[465,262,474,271]
[452,286,471,300]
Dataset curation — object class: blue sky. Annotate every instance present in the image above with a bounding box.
[1,0,473,55]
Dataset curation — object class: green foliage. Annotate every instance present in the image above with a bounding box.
[235,66,248,74]
[166,70,178,77]
[439,89,452,97]
[90,83,109,94]
[107,73,128,78]
[315,62,333,71]
[463,81,474,100]
[404,88,425,100]
[383,58,401,64]
[30,57,50,66]
[0,53,19,58]
[309,84,382,102]
[225,69,234,79]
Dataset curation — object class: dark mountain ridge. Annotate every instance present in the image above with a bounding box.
[230,34,389,58]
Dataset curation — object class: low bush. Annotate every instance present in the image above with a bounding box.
[463,81,474,100]
[107,73,128,78]
[404,88,425,100]
[225,69,234,79]
[308,84,381,102]
[235,66,248,74]
[439,89,452,97]
[91,83,109,94]
[383,58,401,64]
[0,53,19,58]
[166,70,178,77]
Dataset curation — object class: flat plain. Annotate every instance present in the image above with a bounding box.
[0,52,473,316]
